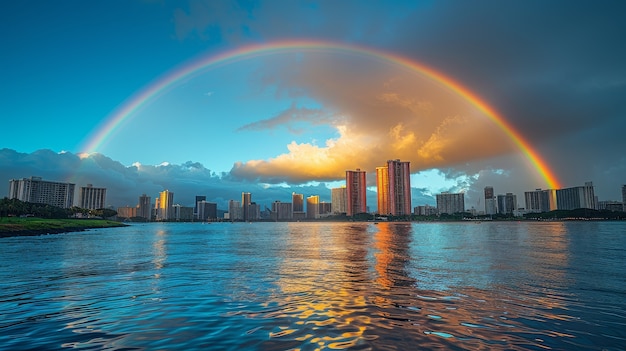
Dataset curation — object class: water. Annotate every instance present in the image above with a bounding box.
[1,221,625,350]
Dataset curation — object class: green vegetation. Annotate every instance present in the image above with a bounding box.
[0,198,117,219]
[0,217,126,237]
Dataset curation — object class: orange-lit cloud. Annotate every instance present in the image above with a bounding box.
[230,53,511,183]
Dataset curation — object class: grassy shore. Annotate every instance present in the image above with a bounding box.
[0,217,127,237]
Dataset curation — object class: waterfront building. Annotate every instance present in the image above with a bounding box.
[376,166,389,215]
[484,186,497,215]
[319,202,332,217]
[346,169,367,216]
[330,187,347,214]
[436,192,465,215]
[242,192,252,221]
[497,193,517,215]
[598,201,624,212]
[292,192,305,218]
[228,200,242,221]
[8,176,75,208]
[414,204,438,216]
[524,189,557,213]
[156,190,174,221]
[173,204,194,221]
[138,194,151,220]
[247,202,260,221]
[197,200,217,221]
[556,182,597,210]
[376,160,411,216]
[307,195,320,219]
[117,206,137,219]
[194,195,206,219]
[79,184,106,210]
[271,201,293,221]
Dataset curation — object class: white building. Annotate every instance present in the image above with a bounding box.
[8,176,75,208]
[79,184,106,210]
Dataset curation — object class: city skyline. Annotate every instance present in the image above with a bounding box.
[1,2,625,210]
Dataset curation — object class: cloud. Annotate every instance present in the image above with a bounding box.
[229,52,513,184]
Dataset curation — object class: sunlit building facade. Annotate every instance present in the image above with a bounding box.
[346,169,367,216]
[8,176,75,208]
[436,192,465,215]
[156,190,174,221]
[306,195,320,219]
[79,184,106,210]
[376,160,411,216]
[331,187,347,214]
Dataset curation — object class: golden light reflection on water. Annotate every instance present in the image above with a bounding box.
[269,222,374,349]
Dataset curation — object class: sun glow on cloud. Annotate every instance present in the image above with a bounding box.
[230,51,511,183]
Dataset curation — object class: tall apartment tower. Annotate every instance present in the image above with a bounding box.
[306,195,320,219]
[622,185,626,211]
[484,186,496,215]
[376,166,389,215]
[138,194,152,220]
[524,189,557,213]
[497,193,517,214]
[156,190,174,221]
[79,184,106,210]
[346,169,367,216]
[376,160,411,216]
[331,187,347,214]
[194,195,206,218]
[292,192,305,218]
[242,192,252,221]
[8,176,75,208]
[556,182,596,210]
[436,192,465,215]
[228,200,242,221]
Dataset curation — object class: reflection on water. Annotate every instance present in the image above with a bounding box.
[0,221,624,350]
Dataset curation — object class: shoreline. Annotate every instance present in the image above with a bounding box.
[0,218,128,238]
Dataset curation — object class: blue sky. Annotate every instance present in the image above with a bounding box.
[1,1,625,210]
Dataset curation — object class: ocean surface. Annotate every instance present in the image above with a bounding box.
[1,221,625,350]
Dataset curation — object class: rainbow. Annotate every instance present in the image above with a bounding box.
[80,39,561,189]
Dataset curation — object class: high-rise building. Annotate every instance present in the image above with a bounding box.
[172,204,194,221]
[556,182,596,210]
[197,200,217,221]
[376,160,411,216]
[376,166,389,215]
[436,192,465,214]
[330,187,347,214]
[346,169,367,216]
[484,186,496,215]
[247,202,260,221]
[228,200,242,221]
[271,201,293,221]
[194,195,206,218]
[319,202,332,216]
[138,194,152,220]
[8,176,75,208]
[497,193,517,214]
[306,195,320,219]
[524,189,557,213]
[292,192,305,218]
[156,190,174,221]
[79,184,106,210]
[242,192,252,221]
